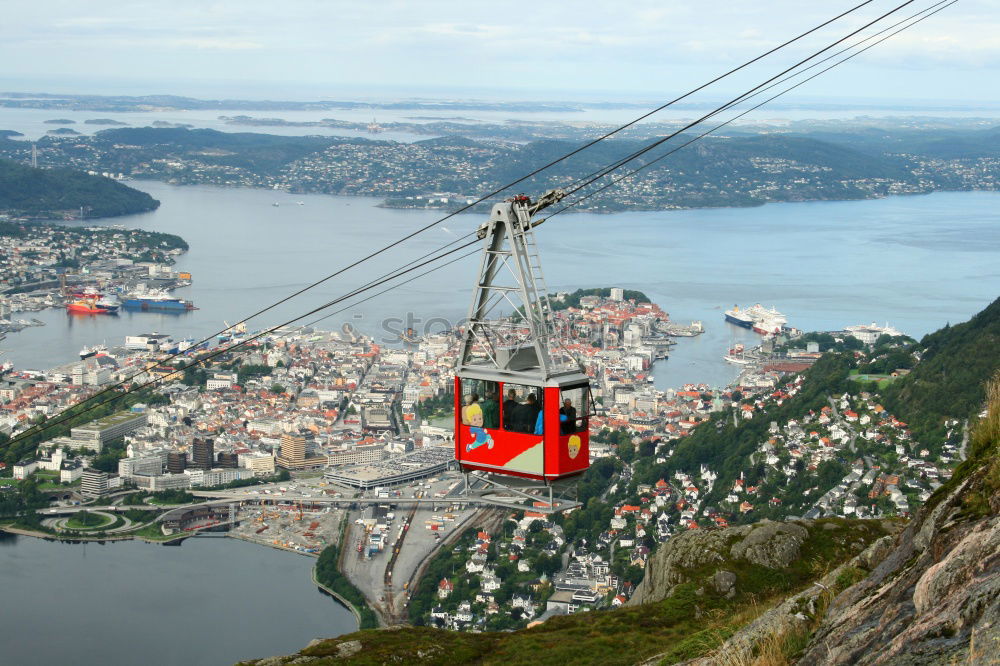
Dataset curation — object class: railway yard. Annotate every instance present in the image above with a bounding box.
[216,470,485,624]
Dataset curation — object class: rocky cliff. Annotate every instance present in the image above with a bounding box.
[795,378,1000,665]
[698,375,1000,666]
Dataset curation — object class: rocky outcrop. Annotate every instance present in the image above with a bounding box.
[680,532,900,666]
[729,521,809,569]
[794,479,999,665]
[629,519,884,607]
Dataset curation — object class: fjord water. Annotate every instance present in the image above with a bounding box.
[0,533,357,666]
[5,182,998,388]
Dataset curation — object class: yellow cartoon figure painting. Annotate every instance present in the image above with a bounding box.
[567,435,581,460]
[464,403,494,452]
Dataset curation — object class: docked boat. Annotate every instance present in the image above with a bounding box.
[724,305,754,329]
[79,343,108,360]
[218,320,247,342]
[121,289,195,312]
[124,332,173,351]
[724,343,751,364]
[752,309,787,336]
[96,294,121,314]
[66,295,117,315]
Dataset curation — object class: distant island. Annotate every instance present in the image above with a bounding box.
[0,121,996,213]
[0,158,160,219]
[44,118,75,124]
[84,118,128,126]
[0,91,585,113]
[46,128,80,136]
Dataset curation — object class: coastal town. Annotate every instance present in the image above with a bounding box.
[0,286,960,630]
[0,219,190,333]
[2,123,998,213]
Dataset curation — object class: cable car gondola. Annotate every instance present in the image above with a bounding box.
[454,190,591,485]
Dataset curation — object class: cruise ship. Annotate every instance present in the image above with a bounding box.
[751,307,788,336]
[724,304,754,328]
[725,303,788,336]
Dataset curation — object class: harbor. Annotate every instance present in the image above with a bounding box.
[0,185,997,391]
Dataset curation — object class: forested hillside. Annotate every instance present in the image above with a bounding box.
[0,158,159,218]
[881,295,1000,443]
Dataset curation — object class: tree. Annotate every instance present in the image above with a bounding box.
[617,439,635,464]
[638,440,655,458]
[270,384,286,395]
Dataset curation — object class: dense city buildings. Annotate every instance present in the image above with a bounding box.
[192,438,214,470]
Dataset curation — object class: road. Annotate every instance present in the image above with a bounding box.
[827,395,858,454]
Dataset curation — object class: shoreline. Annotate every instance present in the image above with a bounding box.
[1,523,190,544]
[311,567,364,629]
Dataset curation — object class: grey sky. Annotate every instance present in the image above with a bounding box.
[1,0,996,103]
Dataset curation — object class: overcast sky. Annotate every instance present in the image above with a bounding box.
[1,0,996,105]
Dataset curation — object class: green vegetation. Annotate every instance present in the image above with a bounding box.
[132,522,179,541]
[925,371,1000,519]
[419,391,454,420]
[778,331,862,353]
[122,508,157,523]
[631,353,856,522]
[94,127,339,174]
[0,158,159,218]
[264,519,890,666]
[881,296,1000,445]
[65,510,111,529]
[237,363,272,385]
[0,478,48,524]
[549,288,651,310]
[137,489,195,505]
[314,540,379,629]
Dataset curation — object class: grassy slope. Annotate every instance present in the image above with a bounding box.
[241,519,891,666]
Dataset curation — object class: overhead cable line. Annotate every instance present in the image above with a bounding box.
[556,0,920,201]
[4,226,479,448]
[5,1,908,447]
[93,0,882,360]
[544,0,957,219]
[8,238,480,447]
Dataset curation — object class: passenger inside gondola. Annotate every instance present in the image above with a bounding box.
[560,398,577,434]
[481,391,499,429]
[503,388,519,429]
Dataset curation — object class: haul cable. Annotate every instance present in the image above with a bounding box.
[545,0,957,220]
[5,2,912,447]
[558,0,921,201]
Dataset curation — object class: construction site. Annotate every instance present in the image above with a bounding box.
[228,501,345,557]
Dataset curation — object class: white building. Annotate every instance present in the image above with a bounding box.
[240,452,276,476]
[13,460,37,480]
